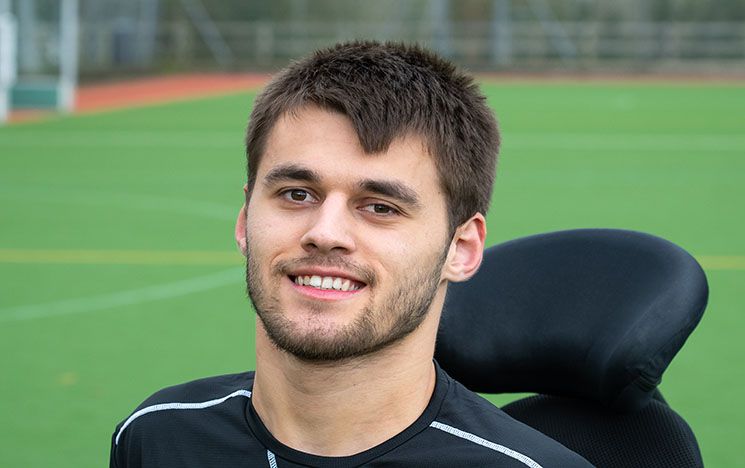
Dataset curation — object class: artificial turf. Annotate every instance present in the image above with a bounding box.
[0,82,743,466]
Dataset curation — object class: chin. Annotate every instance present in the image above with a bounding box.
[260,313,391,362]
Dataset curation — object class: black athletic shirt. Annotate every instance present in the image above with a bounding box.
[111,363,593,467]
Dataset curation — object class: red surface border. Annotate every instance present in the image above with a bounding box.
[8,71,741,124]
[8,73,269,124]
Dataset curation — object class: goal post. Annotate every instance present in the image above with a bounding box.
[0,4,17,123]
[2,0,78,123]
[57,0,78,112]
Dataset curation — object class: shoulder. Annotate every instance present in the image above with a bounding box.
[116,371,255,433]
[428,371,593,467]
[111,372,255,466]
[132,371,255,410]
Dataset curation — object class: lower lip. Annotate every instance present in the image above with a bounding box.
[288,276,364,301]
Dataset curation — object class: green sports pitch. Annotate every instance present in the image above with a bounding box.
[1,82,743,466]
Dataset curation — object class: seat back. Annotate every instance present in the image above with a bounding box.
[436,228,708,411]
[502,395,702,467]
[435,229,708,466]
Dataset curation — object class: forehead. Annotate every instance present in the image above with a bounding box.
[258,106,444,198]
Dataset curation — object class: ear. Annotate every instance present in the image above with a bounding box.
[234,185,249,256]
[441,213,487,283]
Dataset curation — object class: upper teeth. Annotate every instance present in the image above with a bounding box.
[294,275,360,291]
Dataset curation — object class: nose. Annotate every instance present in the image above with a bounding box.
[300,194,356,254]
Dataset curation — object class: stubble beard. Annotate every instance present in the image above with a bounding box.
[245,249,447,363]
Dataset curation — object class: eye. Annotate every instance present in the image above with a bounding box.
[361,203,399,216]
[281,189,316,203]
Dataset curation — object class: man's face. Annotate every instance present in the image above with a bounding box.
[244,106,453,362]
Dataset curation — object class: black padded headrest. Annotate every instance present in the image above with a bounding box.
[435,229,708,411]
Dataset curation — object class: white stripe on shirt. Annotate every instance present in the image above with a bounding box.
[430,421,543,468]
[115,389,252,445]
[267,450,278,468]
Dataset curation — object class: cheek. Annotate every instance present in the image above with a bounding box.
[246,208,306,259]
[246,204,281,239]
[369,227,448,276]
[245,210,275,255]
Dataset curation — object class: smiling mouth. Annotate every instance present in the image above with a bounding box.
[289,275,365,292]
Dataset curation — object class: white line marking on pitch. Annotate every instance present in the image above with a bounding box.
[0,184,237,221]
[505,133,745,152]
[0,267,243,323]
[0,248,240,265]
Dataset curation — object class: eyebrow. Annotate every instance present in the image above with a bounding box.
[263,164,321,185]
[262,163,421,209]
[358,179,421,209]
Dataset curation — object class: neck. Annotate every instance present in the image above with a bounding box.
[251,303,442,457]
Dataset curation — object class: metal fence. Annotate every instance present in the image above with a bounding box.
[76,19,745,75]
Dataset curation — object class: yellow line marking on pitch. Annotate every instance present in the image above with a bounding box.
[696,256,745,271]
[0,249,743,270]
[0,249,241,265]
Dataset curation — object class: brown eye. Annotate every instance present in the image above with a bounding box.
[289,189,307,201]
[361,203,399,216]
[282,189,318,204]
[373,204,392,214]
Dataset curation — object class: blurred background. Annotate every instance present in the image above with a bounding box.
[7,0,745,75]
[0,1,743,467]
[1,0,744,119]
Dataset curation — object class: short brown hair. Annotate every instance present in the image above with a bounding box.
[246,41,499,232]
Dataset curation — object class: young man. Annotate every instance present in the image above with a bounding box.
[111,41,592,467]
